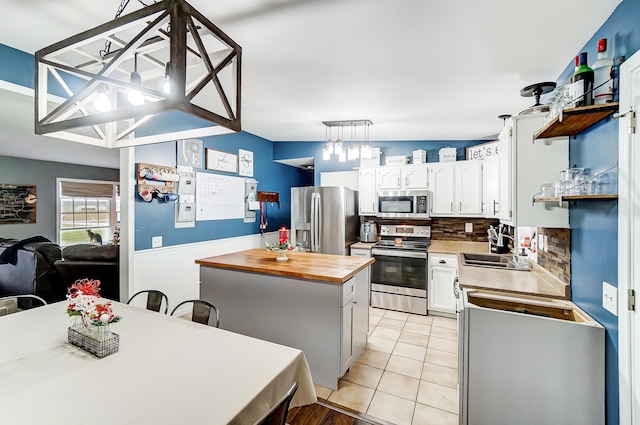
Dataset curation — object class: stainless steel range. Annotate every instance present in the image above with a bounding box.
[370,224,431,315]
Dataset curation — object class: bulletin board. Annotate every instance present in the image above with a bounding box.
[195,172,244,221]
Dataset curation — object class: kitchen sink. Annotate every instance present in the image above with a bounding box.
[460,252,530,271]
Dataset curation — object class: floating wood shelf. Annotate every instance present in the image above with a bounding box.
[533,103,619,140]
[534,194,618,203]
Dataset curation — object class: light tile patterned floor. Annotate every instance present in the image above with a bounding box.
[314,307,459,425]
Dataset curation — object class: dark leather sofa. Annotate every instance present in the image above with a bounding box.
[54,244,120,301]
[0,238,120,303]
[0,238,65,303]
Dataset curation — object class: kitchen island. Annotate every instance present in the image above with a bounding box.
[196,249,374,390]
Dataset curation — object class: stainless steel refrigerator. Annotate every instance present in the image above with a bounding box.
[291,186,358,255]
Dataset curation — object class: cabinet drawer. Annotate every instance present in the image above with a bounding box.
[429,253,458,267]
[342,280,356,305]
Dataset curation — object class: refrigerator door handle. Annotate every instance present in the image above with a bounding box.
[315,192,321,253]
[310,193,316,252]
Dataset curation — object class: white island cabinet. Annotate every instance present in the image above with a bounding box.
[197,249,372,390]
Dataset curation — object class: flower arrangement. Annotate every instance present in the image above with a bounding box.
[266,227,300,252]
[265,237,300,252]
[67,278,121,328]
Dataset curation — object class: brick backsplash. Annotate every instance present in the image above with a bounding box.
[536,228,571,284]
[430,218,501,241]
[367,217,500,242]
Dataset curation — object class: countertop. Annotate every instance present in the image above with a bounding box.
[351,241,378,250]
[196,248,374,284]
[428,240,570,299]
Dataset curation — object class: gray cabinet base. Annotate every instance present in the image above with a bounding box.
[199,266,369,390]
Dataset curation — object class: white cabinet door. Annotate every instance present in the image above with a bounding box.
[341,300,354,375]
[358,168,377,215]
[498,124,513,223]
[430,163,455,215]
[501,115,569,228]
[456,161,484,215]
[377,168,402,190]
[484,154,500,218]
[428,254,458,316]
[402,165,429,189]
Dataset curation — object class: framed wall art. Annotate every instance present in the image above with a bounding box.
[0,184,37,224]
[205,148,238,174]
[238,149,254,177]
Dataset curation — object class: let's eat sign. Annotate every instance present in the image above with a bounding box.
[466,141,499,160]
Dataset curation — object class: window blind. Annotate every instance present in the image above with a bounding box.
[60,181,118,198]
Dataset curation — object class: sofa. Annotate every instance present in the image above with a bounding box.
[0,237,65,303]
[0,238,120,303]
[54,244,120,301]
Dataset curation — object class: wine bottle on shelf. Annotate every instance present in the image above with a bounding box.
[573,52,594,107]
[592,38,614,104]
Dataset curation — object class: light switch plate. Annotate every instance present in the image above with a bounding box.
[465,223,473,233]
[152,236,163,248]
[602,281,617,316]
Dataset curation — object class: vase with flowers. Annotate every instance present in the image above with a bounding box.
[66,278,121,358]
[265,227,300,261]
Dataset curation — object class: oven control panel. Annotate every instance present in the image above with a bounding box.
[379,225,431,238]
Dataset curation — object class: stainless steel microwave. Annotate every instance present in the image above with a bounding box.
[377,190,430,219]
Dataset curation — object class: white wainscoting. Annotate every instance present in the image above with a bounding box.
[130,232,276,317]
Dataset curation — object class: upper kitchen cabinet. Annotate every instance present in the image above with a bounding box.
[430,161,484,217]
[402,164,430,189]
[376,167,402,190]
[498,114,569,228]
[430,163,455,215]
[359,168,377,215]
[484,154,500,218]
[376,165,430,190]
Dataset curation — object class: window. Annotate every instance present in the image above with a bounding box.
[57,179,119,246]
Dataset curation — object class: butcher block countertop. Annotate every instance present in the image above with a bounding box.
[429,240,570,300]
[196,248,374,284]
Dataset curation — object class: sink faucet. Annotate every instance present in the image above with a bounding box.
[496,224,514,248]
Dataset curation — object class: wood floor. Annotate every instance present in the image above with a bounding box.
[287,399,394,425]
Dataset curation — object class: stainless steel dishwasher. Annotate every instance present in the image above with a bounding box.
[459,289,604,425]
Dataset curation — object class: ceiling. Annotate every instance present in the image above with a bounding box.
[0,0,621,168]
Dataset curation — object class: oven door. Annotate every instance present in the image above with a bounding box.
[370,248,427,297]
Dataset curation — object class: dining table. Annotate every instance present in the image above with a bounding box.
[0,301,317,425]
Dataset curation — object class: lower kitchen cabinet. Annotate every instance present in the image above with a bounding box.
[350,247,372,258]
[428,253,458,317]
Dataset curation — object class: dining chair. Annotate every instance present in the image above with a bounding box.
[0,294,47,316]
[126,290,169,314]
[170,299,220,327]
[254,381,298,425]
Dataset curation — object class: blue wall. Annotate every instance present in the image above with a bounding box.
[558,0,640,423]
[134,132,308,250]
[274,140,485,183]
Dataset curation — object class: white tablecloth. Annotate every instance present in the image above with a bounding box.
[0,302,316,425]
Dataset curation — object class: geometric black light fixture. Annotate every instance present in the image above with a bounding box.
[35,0,241,148]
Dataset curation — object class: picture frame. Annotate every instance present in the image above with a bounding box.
[238,149,254,177]
[205,148,238,174]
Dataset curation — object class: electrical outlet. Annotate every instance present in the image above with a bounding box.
[543,235,548,252]
[538,234,545,252]
[152,236,163,248]
[465,223,473,233]
[602,281,618,316]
